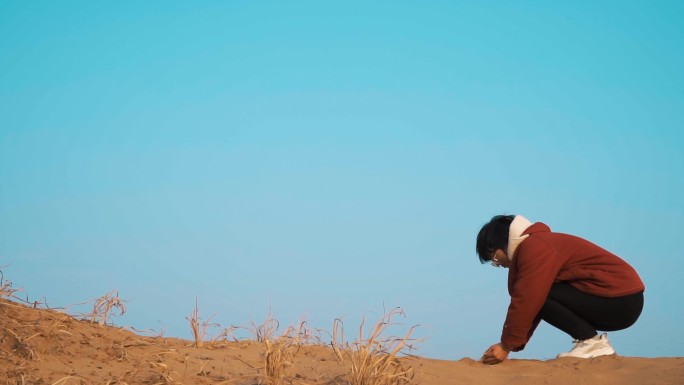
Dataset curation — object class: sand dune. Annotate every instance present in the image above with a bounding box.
[1,298,682,385]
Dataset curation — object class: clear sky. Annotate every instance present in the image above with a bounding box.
[1,1,683,360]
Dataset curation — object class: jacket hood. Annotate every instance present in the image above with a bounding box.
[507,215,533,260]
[508,218,552,260]
[522,222,551,235]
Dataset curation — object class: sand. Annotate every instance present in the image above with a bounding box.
[1,298,682,385]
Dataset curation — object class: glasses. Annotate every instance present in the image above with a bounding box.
[490,250,502,268]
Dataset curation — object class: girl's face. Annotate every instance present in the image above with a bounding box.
[490,249,512,269]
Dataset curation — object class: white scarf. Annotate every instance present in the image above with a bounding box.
[507,215,534,260]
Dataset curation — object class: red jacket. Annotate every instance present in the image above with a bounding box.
[501,222,645,351]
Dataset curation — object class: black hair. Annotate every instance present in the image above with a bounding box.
[476,215,515,264]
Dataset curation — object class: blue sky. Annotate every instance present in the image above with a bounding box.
[1,1,683,360]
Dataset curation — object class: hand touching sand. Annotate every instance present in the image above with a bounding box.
[481,343,510,365]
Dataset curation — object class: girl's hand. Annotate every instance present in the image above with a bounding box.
[481,343,510,365]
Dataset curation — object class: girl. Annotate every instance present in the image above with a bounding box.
[476,215,644,364]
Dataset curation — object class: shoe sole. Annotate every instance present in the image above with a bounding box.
[557,346,616,359]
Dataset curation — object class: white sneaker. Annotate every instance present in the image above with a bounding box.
[557,333,616,358]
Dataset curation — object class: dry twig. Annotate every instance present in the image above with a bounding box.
[87,290,127,325]
[186,298,217,348]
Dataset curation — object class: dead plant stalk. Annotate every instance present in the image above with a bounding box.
[340,308,417,385]
[263,337,294,385]
[187,298,216,348]
[89,290,126,325]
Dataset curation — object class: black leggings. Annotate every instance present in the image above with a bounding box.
[539,283,644,341]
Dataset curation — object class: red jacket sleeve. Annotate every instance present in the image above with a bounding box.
[501,237,563,351]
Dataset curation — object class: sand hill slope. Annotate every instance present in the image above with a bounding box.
[1,298,682,385]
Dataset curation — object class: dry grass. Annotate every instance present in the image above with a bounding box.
[246,311,313,385]
[250,310,280,343]
[87,290,127,325]
[51,376,86,385]
[0,269,20,300]
[3,327,38,361]
[111,349,184,385]
[261,320,306,385]
[263,336,295,385]
[40,312,73,354]
[186,298,217,348]
[334,307,417,385]
[282,319,320,345]
[212,325,240,343]
[332,318,346,362]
